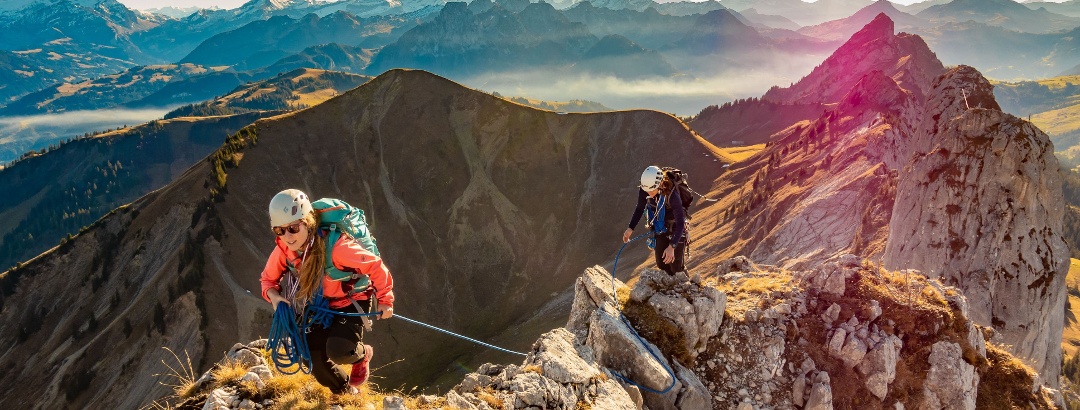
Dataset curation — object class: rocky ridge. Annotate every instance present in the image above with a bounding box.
[179,257,1056,409]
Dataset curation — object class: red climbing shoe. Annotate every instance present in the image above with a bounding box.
[349,344,374,387]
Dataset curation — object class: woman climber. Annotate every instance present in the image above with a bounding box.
[260,189,394,394]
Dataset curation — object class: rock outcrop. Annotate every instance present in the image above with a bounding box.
[696,14,1067,394]
[884,65,1069,385]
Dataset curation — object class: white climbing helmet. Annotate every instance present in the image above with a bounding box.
[639,165,664,191]
[268,189,313,227]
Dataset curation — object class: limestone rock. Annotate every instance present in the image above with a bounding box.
[884,65,1067,384]
[568,266,626,343]
[535,328,602,384]
[382,396,407,410]
[805,371,834,410]
[202,388,237,410]
[922,342,978,410]
[445,391,478,410]
[673,361,710,410]
[857,335,903,400]
[588,304,676,393]
[716,256,758,276]
[636,269,726,362]
[792,372,807,407]
[837,333,868,369]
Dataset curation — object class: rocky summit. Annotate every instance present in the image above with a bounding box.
[689,14,1067,394]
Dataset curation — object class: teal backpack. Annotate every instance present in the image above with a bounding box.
[312,198,381,289]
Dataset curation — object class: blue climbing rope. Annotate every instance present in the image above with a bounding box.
[608,232,678,395]
[393,314,526,356]
[267,290,382,375]
[267,301,312,374]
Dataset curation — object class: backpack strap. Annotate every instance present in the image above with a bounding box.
[321,225,372,294]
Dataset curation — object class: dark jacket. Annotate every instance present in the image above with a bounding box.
[628,187,685,244]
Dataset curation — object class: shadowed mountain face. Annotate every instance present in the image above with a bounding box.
[0,69,723,408]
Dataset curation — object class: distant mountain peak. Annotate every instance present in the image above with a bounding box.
[853,12,895,43]
[764,13,944,105]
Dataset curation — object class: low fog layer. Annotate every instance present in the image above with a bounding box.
[0,108,175,164]
[463,55,826,116]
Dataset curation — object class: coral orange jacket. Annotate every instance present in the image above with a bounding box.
[260,234,394,310]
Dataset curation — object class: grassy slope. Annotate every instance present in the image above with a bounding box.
[1065,258,1080,356]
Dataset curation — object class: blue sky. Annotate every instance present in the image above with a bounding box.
[115,0,941,11]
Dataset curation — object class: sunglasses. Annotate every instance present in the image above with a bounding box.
[272,222,304,236]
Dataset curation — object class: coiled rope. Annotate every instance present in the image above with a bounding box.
[267,301,312,374]
[608,232,677,395]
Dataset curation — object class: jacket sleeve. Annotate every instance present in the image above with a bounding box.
[332,237,395,308]
[260,242,289,302]
[628,188,647,230]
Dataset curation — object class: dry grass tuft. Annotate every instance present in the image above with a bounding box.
[269,379,332,410]
[615,285,631,308]
[976,343,1053,409]
[476,387,505,408]
[153,347,200,400]
[622,296,693,365]
[210,358,251,386]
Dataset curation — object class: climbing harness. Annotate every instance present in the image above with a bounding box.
[645,195,666,250]
[607,232,678,395]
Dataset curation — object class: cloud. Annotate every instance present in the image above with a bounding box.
[0,108,171,131]
[462,54,826,116]
[0,107,173,162]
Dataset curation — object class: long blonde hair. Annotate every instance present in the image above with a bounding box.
[294,212,326,306]
[659,176,674,196]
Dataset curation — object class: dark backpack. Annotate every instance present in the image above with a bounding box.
[662,167,695,213]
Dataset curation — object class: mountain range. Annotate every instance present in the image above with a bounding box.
[917,0,1080,34]
[0,12,1072,409]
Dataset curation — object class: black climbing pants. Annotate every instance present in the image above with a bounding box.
[306,300,370,393]
[653,234,686,275]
